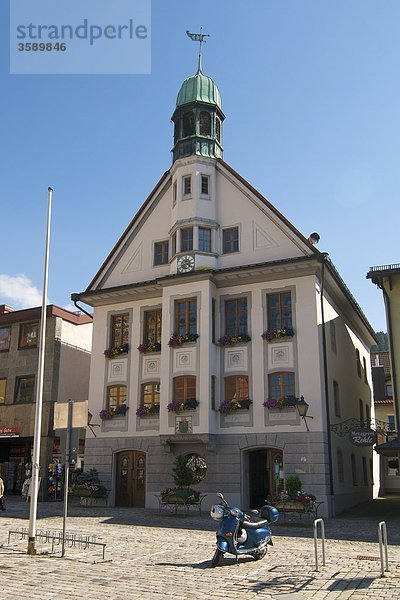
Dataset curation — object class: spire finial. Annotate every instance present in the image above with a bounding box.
[186,28,210,73]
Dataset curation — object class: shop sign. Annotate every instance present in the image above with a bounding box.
[0,426,20,436]
[350,428,376,446]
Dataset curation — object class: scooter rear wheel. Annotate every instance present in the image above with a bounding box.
[211,548,224,567]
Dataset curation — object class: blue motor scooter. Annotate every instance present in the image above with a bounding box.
[210,492,279,567]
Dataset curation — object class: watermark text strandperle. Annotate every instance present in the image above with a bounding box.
[16,18,148,46]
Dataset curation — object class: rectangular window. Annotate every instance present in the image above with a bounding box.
[388,415,396,431]
[225,375,249,402]
[330,321,337,354]
[0,378,6,403]
[211,298,216,344]
[173,181,177,207]
[365,404,370,427]
[222,227,239,253]
[144,309,162,346]
[0,326,11,352]
[175,298,197,335]
[154,240,169,266]
[141,382,160,408]
[174,375,196,402]
[211,375,216,410]
[183,175,191,196]
[267,291,292,330]
[225,297,248,336]
[199,227,211,252]
[363,356,368,383]
[172,232,177,257]
[362,456,368,486]
[356,349,361,378]
[107,385,127,411]
[386,384,393,398]
[268,372,295,400]
[15,375,35,403]
[351,453,357,486]
[110,313,129,348]
[181,227,193,252]
[201,175,209,195]
[359,399,364,426]
[337,449,344,484]
[333,380,341,418]
[19,322,38,349]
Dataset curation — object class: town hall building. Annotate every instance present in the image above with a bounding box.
[73,51,377,516]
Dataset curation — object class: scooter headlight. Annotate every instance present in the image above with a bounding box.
[230,508,241,518]
[210,505,224,520]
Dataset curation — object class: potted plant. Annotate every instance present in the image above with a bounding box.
[99,404,128,420]
[160,455,201,506]
[70,468,108,506]
[263,395,297,410]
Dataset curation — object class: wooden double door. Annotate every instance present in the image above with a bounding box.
[115,450,146,507]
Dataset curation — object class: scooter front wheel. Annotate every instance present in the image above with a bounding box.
[211,548,224,567]
[253,547,267,560]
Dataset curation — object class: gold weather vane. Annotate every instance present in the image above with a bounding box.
[186,27,210,72]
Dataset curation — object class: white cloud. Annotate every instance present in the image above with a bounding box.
[0,274,42,309]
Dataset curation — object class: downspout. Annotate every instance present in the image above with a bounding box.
[319,254,335,510]
[70,294,93,320]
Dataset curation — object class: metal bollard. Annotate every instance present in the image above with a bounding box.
[313,518,326,572]
[378,521,389,577]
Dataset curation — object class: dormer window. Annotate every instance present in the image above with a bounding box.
[183,111,195,137]
[200,111,211,136]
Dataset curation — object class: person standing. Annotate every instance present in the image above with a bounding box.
[0,476,5,511]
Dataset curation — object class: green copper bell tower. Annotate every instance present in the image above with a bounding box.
[171,35,225,163]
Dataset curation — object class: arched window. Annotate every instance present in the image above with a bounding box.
[200,111,211,135]
[183,111,195,137]
[268,372,295,400]
[106,385,127,412]
[173,376,196,403]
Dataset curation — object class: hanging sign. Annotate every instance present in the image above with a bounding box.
[0,426,20,437]
[349,428,376,446]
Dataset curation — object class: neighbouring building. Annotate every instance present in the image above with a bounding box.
[371,350,399,493]
[368,263,400,493]
[0,304,92,496]
[73,56,377,516]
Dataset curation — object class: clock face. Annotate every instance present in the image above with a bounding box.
[177,254,195,273]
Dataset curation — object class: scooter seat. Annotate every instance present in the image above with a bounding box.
[241,516,270,529]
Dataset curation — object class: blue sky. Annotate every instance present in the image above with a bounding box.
[1,0,399,332]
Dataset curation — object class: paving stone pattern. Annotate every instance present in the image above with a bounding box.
[0,497,400,599]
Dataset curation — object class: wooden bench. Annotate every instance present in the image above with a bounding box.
[154,491,207,514]
[271,498,324,520]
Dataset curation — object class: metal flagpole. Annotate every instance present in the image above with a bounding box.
[27,186,53,555]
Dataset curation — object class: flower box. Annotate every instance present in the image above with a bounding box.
[262,328,294,342]
[136,404,160,417]
[168,332,199,347]
[104,343,130,358]
[217,334,251,347]
[219,398,252,414]
[137,341,161,353]
[167,398,199,413]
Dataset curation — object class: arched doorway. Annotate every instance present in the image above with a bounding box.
[115,450,146,507]
[248,448,283,508]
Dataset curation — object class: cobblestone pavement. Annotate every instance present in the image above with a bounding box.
[1,496,400,599]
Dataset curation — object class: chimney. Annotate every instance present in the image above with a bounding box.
[0,305,14,315]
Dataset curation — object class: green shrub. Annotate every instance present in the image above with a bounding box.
[285,475,302,496]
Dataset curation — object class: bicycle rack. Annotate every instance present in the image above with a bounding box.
[313,518,326,572]
[378,521,389,577]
